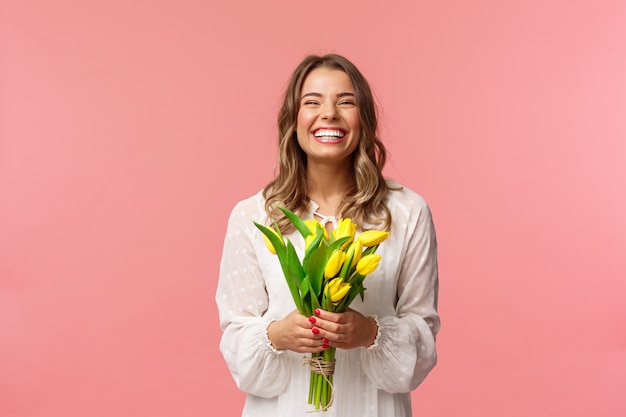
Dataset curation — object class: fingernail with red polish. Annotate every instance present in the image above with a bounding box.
[312,328,320,334]
[308,317,316,323]
[323,344,329,349]
[314,309,321,316]
[323,338,329,344]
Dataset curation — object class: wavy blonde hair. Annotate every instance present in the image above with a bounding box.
[263,54,395,232]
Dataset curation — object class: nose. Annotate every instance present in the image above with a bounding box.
[320,102,339,120]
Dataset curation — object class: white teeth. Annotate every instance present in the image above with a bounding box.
[314,129,345,138]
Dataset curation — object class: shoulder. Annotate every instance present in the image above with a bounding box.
[385,180,431,218]
[227,190,269,226]
[384,180,436,240]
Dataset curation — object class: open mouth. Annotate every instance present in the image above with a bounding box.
[313,128,346,143]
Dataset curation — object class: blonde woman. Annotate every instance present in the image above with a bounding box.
[217,54,439,417]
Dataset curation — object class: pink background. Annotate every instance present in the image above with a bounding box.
[1,1,625,416]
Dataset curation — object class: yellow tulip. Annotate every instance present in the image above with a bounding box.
[324,250,345,279]
[305,234,322,251]
[356,254,381,276]
[262,227,283,255]
[356,230,390,247]
[332,217,356,249]
[325,278,352,304]
[304,219,329,241]
[345,240,363,268]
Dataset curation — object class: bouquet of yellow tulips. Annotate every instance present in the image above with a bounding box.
[255,207,389,412]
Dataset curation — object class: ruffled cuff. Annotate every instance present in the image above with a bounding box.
[366,315,387,351]
[263,320,284,355]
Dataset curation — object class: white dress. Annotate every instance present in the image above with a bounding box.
[216,182,440,417]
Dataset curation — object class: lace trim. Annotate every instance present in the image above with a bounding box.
[366,315,385,350]
[263,320,284,355]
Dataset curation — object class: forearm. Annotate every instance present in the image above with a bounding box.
[220,317,291,397]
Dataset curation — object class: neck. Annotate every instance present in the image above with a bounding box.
[305,160,354,214]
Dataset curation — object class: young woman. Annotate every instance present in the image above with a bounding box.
[216,54,439,417]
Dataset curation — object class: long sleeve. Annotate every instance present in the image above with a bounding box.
[216,196,291,398]
[360,190,440,393]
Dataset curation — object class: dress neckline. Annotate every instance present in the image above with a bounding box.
[309,200,340,229]
[313,211,339,229]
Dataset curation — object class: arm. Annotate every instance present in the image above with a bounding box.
[216,202,291,398]
[360,202,440,393]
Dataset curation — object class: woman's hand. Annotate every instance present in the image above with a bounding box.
[266,310,327,353]
[310,308,378,350]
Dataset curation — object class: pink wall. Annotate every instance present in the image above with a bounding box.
[1,1,625,416]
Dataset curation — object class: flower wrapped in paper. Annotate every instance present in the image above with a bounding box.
[254,208,389,412]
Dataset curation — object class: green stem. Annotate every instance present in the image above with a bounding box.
[315,374,322,410]
[308,368,315,404]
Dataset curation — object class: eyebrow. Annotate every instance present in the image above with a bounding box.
[301,92,355,99]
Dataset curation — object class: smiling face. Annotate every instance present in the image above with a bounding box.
[296,67,361,165]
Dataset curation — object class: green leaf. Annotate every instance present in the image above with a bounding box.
[310,292,321,313]
[306,245,327,297]
[362,245,379,256]
[279,207,312,238]
[339,250,354,280]
[285,241,305,286]
[303,229,325,271]
[300,278,312,316]
[327,236,350,253]
[322,288,332,311]
[283,240,306,314]
[254,222,286,259]
[300,276,311,298]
